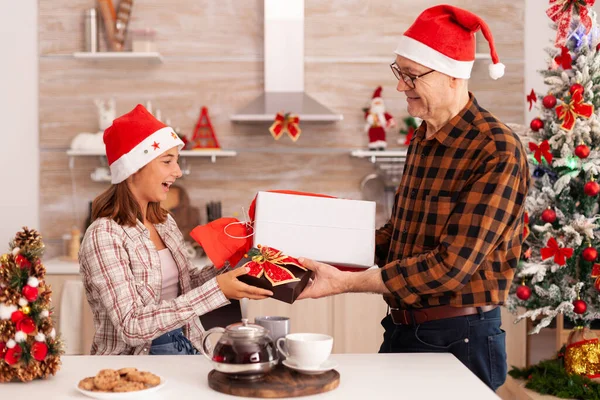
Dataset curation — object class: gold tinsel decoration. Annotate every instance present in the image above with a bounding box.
[564,327,600,378]
[13,227,43,250]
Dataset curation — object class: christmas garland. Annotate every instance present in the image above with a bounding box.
[509,348,600,399]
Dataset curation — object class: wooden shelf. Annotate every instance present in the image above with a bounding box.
[72,52,163,63]
[67,148,237,162]
[350,149,408,163]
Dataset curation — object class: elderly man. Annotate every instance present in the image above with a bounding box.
[298,4,530,391]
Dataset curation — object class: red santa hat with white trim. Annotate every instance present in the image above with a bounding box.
[103,104,184,184]
[394,4,505,80]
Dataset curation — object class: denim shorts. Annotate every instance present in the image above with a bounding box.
[149,327,199,355]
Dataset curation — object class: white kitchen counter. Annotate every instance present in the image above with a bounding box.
[43,257,211,275]
[0,353,500,399]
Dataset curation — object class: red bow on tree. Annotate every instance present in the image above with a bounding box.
[556,89,594,131]
[527,89,537,111]
[528,140,553,164]
[269,112,301,142]
[554,46,572,70]
[541,237,574,266]
[547,0,595,47]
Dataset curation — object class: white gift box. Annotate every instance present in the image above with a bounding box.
[252,191,376,268]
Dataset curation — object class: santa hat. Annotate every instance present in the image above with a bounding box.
[103,104,184,184]
[394,5,505,80]
[372,86,383,100]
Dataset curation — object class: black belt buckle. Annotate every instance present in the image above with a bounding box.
[390,308,414,325]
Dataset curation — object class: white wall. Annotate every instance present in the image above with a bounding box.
[0,2,39,245]
[525,1,600,123]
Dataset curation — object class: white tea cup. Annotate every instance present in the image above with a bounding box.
[276,333,333,368]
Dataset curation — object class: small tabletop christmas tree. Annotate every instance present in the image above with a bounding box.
[0,227,63,382]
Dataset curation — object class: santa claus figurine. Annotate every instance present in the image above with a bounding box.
[365,86,396,150]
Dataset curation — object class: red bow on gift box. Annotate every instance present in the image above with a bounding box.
[547,0,595,48]
[528,140,553,164]
[556,89,594,131]
[541,237,574,266]
[241,245,307,286]
[269,112,302,142]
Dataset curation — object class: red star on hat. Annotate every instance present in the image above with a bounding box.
[152,141,160,150]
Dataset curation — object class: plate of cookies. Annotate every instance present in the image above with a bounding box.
[76,367,165,399]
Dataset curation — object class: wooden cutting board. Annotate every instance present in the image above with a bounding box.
[207,364,340,398]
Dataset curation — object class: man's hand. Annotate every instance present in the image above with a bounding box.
[216,267,273,300]
[296,258,349,300]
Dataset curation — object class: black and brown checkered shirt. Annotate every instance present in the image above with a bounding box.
[376,93,530,310]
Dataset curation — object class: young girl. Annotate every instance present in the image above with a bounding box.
[79,104,272,355]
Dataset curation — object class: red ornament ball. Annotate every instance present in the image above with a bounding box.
[10,310,25,324]
[31,342,48,362]
[543,94,557,108]
[541,208,557,224]
[573,299,588,314]
[583,247,598,262]
[584,181,600,196]
[570,83,585,94]
[530,118,544,132]
[15,254,31,269]
[575,144,591,159]
[516,285,532,301]
[16,317,36,335]
[22,285,38,302]
[4,344,22,365]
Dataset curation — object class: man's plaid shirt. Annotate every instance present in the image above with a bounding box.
[376,94,530,309]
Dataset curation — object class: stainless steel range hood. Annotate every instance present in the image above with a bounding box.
[230,0,343,123]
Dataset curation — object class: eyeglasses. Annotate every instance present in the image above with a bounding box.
[390,62,435,89]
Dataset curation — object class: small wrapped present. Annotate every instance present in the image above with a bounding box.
[234,245,310,304]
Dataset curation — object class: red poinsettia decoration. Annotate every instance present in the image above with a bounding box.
[541,237,574,266]
[241,245,307,286]
[31,342,48,361]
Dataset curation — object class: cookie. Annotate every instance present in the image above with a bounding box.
[78,377,96,391]
[127,371,161,386]
[113,380,145,392]
[93,369,121,390]
[118,367,138,376]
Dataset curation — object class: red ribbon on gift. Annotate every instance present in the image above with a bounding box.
[269,112,302,142]
[540,237,574,266]
[527,89,537,111]
[528,140,553,164]
[241,245,307,286]
[556,89,594,131]
[547,0,595,48]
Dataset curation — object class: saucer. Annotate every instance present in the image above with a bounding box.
[282,359,338,375]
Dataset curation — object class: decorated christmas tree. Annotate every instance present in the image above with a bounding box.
[0,227,63,382]
[505,2,600,334]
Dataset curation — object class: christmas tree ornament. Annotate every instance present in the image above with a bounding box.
[540,237,574,266]
[14,254,31,270]
[22,285,38,302]
[528,140,553,164]
[583,246,598,262]
[554,46,573,69]
[4,344,22,366]
[269,112,302,142]
[21,306,30,315]
[16,316,35,334]
[10,310,25,324]
[592,263,600,291]
[584,180,600,196]
[516,282,532,300]
[575,144,590,159]
[541,208,557,223]
[190,106,221,149]
[530,118,544,132]
[364,86,395,150]
[573,298,588,314]
[542,94,557,108]
[547,0,594,47]
[527,89,537,110]
[569,83,585,95]
[31,342,48,362]
[0,341,5,359]
[556,88,594,131]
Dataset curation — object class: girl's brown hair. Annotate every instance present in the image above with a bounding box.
[92,182,167,226]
